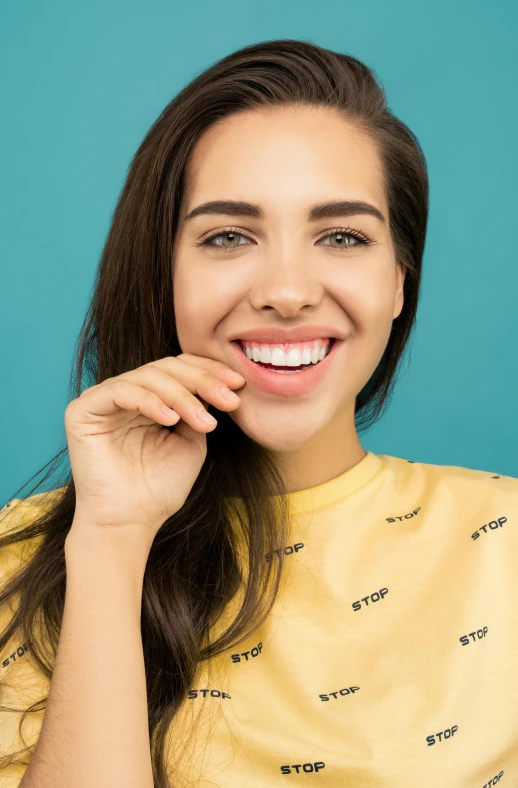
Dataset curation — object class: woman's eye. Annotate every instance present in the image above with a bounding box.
[199,229,369,251]
[318,231,364,249]
[202,231,250,249]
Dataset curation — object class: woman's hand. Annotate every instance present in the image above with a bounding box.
[64,354,245,548]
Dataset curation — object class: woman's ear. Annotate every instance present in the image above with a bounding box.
[393,262,406,319]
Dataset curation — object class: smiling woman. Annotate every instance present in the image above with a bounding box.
[172,102,403,464]
[1,38,517,788]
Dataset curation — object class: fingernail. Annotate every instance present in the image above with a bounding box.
[197,408,217,425]
[225,369,245,382]
[219,386,240,402]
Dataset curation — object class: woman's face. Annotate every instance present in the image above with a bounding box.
[172,105,405,453]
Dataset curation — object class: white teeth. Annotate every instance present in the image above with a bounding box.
[286,347,302,366]
[259,346,271,363]
[242,341,331,367]
[271,348,286,366]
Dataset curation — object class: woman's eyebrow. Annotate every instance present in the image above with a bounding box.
[184,199,386,224]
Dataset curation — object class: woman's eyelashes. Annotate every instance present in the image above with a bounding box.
[318,228,373,249]
[195,226,374,253]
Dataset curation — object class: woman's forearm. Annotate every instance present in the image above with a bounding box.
[20,527,154,788]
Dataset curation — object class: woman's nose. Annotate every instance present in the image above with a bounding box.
[247,253,324,316]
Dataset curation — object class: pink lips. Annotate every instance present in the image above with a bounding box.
[229,339,342,397]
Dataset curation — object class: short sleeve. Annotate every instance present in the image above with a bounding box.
[0,492,62,786]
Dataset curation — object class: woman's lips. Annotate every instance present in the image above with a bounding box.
[229,338,343,397]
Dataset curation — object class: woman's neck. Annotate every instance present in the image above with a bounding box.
[275,416,367,494]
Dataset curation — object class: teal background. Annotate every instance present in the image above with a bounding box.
[1,0,517,501]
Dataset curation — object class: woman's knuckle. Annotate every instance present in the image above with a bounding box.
[198,370,213,385]
[142,388,156,403]
[144,362,162,372]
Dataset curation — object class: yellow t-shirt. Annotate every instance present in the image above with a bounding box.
[0,451,517,787]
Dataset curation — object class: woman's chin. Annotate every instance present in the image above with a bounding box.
[228,408,323,454]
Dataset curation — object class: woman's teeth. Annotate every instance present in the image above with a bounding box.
[240,339,332,369]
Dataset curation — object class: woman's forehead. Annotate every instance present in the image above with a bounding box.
[182,108,386,221]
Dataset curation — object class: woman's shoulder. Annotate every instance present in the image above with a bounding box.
[378,453,518,517]
[0,487,66,571]
[0,486,64,518]
[381,452,518,487]
[0,487,66,526]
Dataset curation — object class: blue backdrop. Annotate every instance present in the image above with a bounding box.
[1,0,517,501]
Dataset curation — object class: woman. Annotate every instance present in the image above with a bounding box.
[0,39,515,787]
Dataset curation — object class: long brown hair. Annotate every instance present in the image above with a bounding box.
[0,39,428,786]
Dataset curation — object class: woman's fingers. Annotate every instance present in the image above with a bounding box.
[70,379,181,430]
[152,354,246,391]
[101,357,244,432]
